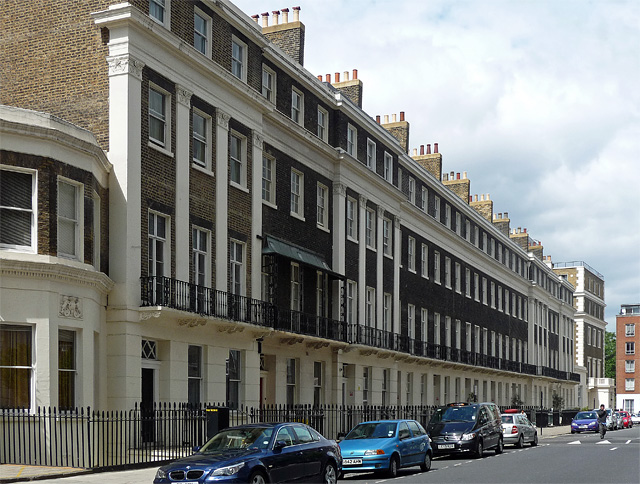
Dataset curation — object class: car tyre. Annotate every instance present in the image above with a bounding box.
[531,432,538,446]
[322,462,337,484]
[475,440,484,458]
[516,434,524,448]
[249,470,268,484]
[387,455,399,478]
[420,452,432,472]
[495,437,503,454]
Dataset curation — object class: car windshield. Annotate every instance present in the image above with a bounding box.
[575,412,596,419]
[430,406,476,423]
[345,422,397,439]
[200,427,273,453]
[501,416,514,424]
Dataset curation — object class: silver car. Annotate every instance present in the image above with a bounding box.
[614,411,624,429]
[501,412,538,447]
[606,409,617,430]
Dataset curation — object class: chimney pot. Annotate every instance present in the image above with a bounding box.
[272,10,280,25]
[463,171,467,179]
[413,148,418,156]
[281,8,289,23]
[474,195,478,202]
[392,114,397,122]
[426,144,431,154]
[325,74,331,83]
[434,142,439,153]
[376,115,381,123]
[293,6,301,23]
[486,193,490,200]
[384,115,389,123]
[444,173,448,181]
[450,171,454,179]
[400,111,405,121]
[420,145,424,155]
[352,69,358,80]
[504,212,508,219]
[498,212,502,219]
[317,75,322,81]
[524,228,527,233]
[261,12,269,27]
[251,14,259,22]
[335,72,340,82]
[480,194,485,201]
[344,71,349,81]
[456,172,460,180]
[469,195,473,202]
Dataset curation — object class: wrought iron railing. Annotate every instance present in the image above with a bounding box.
[141,276,575,381]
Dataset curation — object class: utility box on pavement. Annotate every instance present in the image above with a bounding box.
[206,406,230,440]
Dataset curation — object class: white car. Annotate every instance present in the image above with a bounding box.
[631,413,640,425]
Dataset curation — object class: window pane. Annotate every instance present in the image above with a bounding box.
[1,170,32,209]
[0,209,31,246]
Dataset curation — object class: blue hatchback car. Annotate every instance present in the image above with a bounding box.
[571,411,599,433]
[338,420,432,478]
[154,423,341,484]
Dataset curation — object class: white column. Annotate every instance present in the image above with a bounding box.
[215,110,230,292]
[251,132,264,299]
[393,216,401,333]
[358,195,367,326]
[106,53,144,308]
[332,183,346,321]
[175,86,192,281]
[376,206,384,330]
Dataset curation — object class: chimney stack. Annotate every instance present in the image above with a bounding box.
[470,193,493,222]
[411,141,442,179]
[262,6,305,66]
[381,112,410,153]
[331,67,364,108]
[492,210,511,237]
[443,168,471,203]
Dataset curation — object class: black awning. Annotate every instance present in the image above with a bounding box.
[262,236,344,279]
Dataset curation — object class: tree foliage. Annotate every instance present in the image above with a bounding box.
[605,331,616,379]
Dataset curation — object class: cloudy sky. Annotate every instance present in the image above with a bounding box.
[233,0,640,329]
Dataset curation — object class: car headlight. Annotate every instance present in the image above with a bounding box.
[461,432,476,441]
[364,449,385,455]
[155,468,166,479]
[211,462,245,476]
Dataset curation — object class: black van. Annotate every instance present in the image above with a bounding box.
[427,402,503,457]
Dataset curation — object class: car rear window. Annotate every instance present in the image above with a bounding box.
[501,416,514,424]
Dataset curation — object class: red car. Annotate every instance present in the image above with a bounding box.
[619,411,634,428]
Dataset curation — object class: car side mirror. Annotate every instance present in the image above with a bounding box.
[274,440,287,450]
[192,445,201,453]
[336,432,346,442]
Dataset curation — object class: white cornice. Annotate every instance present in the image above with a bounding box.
[0,257,114,295]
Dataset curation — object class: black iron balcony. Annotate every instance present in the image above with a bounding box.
[140,276,575,382]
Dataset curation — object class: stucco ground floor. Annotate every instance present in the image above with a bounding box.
[616,394,639,414]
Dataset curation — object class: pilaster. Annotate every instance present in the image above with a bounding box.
[175,85,193,281]
[215,110,230,292]
[251,131,264,299]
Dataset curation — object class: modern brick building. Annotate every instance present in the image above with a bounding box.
[1,0,582,417]
[616,304,640,413]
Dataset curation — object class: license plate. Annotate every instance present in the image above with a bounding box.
[580,425,587,428]
[438,444,455,449]
[343,458,362,465]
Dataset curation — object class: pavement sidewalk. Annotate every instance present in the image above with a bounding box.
[0,425,574,482]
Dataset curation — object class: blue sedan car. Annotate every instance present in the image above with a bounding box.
[154,423,341,484]
[338,420,432,478]
[571,411,599,433]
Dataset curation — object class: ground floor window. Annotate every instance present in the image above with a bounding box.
[227,349,241,409]
[188,345,202,406]
[0,325,33,409]
[286,358,297,405]
[58,329,76,410]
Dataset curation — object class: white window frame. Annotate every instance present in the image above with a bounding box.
[465,220,471,242]
[434,313,441,345]
[57,178,83,261]
[625,378,635,391]
[286,358,298,405]
[229,131,247,188]
[365,287,375,327]
[434,251,441,284]
[455,262,461,293]
[407,236,416,272]
[455,212,461,236]
[193,8,211,56]
[421,309,428,342]
[148,210,170,278]
[317,106,328,142]
[347,124,357,157]
[383,293,392,332]
[231,36,247,82]
[408,177,416,205]
[92,191,100,268]
[192,226,210,287]
[148,84,171,152]
[626,360,635,373]
[365,208,375,249]
[366,139,376,170]
[445,317,451,347]
[290,262,302,312]
[444,256,451,289]
[291,87,304,125]
[0,167,37,253]
[421,243,428,279]
[290,169,304,219]
[346,197,357,241]
[192,109,211,169]
[188,345,203,405]
[316,183,328,229]
[408,304,415,340]
[434,195,441,220]
[474,273,480,301]
[465,268,471,298]
[262,154,276,206]
[382,218,392,257]
[625,342,635,355]
[58,328,76,411]
[230,240,245,297]
[149,0,170,26]
[445,204,451,228]
[346,280,357,324]
[384,152,393,182]
[0,324,35,410]
[420,186,427,211]
[262,65,276,103]
[625,324,635,337]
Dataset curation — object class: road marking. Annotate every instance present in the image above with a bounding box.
[454,463,462,466]
[596,440,611,444]
[568,440,581,445]
[626,440,631,444]
[610,447,618,450]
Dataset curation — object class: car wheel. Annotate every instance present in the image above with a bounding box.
[475,440,484,458]
[249,470,267,484]
[420,452,432,472]
[531,432,538,446]
[571,430,575,434]
[322,462,337,484]
[387,455,399,478]
[495,437,503,454]
[516,434,524,448]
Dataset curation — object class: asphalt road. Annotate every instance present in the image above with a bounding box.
[18,426,640,484]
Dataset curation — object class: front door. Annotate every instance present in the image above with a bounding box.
[141,368,155,443]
